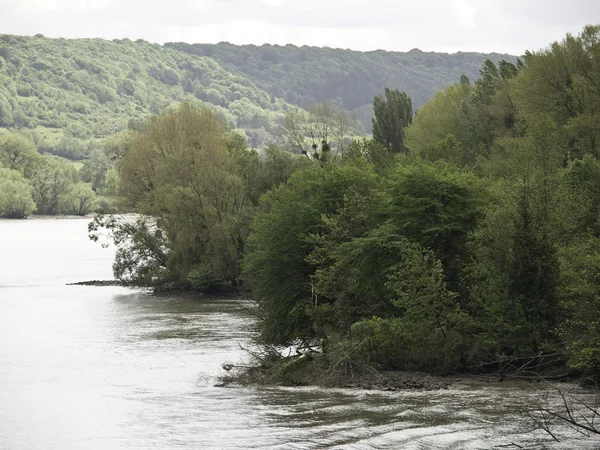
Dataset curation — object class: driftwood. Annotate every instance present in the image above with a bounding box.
[527,382,600,442]
[464,352,569,381]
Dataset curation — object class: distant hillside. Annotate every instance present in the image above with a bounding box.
[0,34,291,157]
[165,42,515,131]
[0,34,515,158]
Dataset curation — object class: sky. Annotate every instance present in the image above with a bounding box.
[0,0,598,55]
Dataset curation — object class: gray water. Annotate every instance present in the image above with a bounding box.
[1,218,599,449]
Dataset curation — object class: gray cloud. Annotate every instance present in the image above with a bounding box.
[0,0,598,54]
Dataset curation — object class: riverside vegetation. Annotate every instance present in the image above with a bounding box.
[86,25,600,388]
[0,32,509,219]
[4,26,600,388]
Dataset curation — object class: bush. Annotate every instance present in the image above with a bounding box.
[0,167,36,218]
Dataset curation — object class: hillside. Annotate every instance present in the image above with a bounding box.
[166,42,515,131]
[0,34,514,158]
[0,34,291,157]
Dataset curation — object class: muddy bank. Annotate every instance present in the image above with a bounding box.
[151,285,251,300]
[67,279,124,286]
[220,353,454,392]
[65,282,250,300]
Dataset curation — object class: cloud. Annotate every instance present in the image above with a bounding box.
[0,0,598,54]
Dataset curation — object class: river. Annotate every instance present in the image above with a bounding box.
[0,217,598,449]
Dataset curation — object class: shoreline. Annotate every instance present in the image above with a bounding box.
[66,282,583,393]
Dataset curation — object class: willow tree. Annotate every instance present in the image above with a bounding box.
[0,167,36,218]
[372,88,413,154]
[103,103,250,287]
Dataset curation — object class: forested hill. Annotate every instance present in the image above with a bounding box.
[0,33,513,159]
[0,34,291,157]
[165,41,514,130]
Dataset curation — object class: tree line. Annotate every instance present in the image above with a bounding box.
[0,131,119,218]
[92,25,600,377]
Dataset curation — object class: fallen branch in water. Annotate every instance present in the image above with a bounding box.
[526,379,600,442]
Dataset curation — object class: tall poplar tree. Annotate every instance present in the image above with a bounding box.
[372,88,413,154]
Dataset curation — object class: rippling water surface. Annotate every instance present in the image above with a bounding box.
[1,218,599,449]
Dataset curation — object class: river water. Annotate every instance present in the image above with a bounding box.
[1,217,599,449]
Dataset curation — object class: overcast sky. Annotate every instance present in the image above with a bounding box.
[0,0,598,55]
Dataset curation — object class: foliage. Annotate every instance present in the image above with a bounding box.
[0,33,292,158]
[558,237,600,372]
[89,215,170,286]
[345,138,393,168]
[511,25,600,158]
[0,132,40,177]
[30,154,77,215]
[0,167,36,218]
[243,161,382,344]
[279,102,362,161]
[406,58,520,166]
[167,41,514,132]
[372,88,412,154]
[386,160,488,291]
[405,83,469,152]
[82,25,600,379]
[64,181,98,216]
[116,103,249,287]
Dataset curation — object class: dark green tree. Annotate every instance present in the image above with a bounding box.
[386,161,488,291]
[243,161,381,344]
[372,88,413,154]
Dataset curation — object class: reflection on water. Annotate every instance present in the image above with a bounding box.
[1,218,599,449]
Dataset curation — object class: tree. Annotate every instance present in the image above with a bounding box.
[0,167,36,218]
[102,129,137,162]
[80,149,111,191]
[243,161,382,344]
[386,161,488,291]
[345,139,394,173]
[280,102,362,161]
[372,88,413,154]
[0,132,40,178]
[116,103,249,287]
[511,25,600,159]
[405,83,469,153]
[31,155,76,215]
[64,182,98,216]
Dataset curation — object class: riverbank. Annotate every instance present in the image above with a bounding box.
[220,351,586,394]
[68,283,578,392]
[220,351,454,391]
[67,280,250,298]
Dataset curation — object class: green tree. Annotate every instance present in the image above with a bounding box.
[102,129,136,162]
[386,161,488,291]
[64,181,98,216]
[0,167,36,218]
[345,138,394,173]
[405,83,469,152]
[280,102,362,161]
[349,241,469,374]
[31,155,76,215]
[116,103,249,287]
[0,132,40,178]
[558,236,600,372]
[372,88,413,154]
[511,25,600,159]
[243,161,381,344]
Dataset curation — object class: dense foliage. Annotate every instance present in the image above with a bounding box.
[166,41,513,132]
[89,103,311,287]
[88,25,600,378]
[0,131,102,217]
[0,33,512,160]
[0,34,292,158]
[241,25,600,376]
